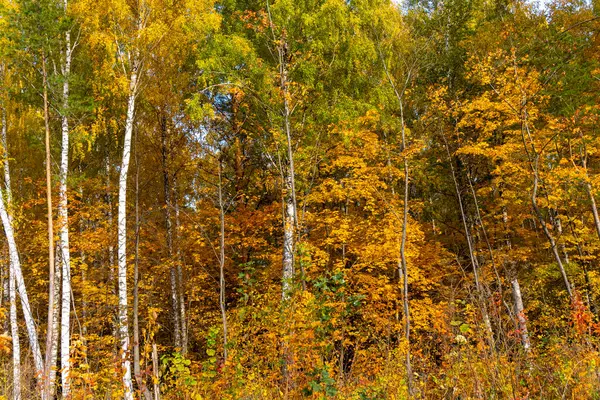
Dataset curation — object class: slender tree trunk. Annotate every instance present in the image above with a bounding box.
[58,11,73,395]
[218,160,228,361]
[1,81,20,400]
[0,184,43,373]
[585,182,600,241]
[78,187,88,349]
[152,341,160,400]
[518,104,573,299]
[42,55,57,400]
[133,135,151,400]
[282,173,295,299]
[400,158,413,396]
[0,86,42,392]
[160,115,181,349]
[105,154,119,360]
[379,47,415,396]
[173,184,187,355]
[442,135,494,346]
[118,62,138,400]
[48,248,61,397]
[510,278,531,351]
[9,253,20,400]
[579,148,600,242]
[530,155,573,299]
[279,55,297,298]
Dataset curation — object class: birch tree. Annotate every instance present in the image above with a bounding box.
[58,0,75,395]
[1,64,21,400]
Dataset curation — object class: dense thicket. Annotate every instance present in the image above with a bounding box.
[1,0,600,398]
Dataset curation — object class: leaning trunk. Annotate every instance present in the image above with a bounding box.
[0,152,43,377]
[531,156,573,298]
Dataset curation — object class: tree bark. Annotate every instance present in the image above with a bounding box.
[1,78,20,400]
[273,30,298,299]
[218,160,228,361]
[152,341,160,400]
[48,247,61,397]
[510,278,531,351]
[173,184,187,355]
[133,134,151,400]
[9,253,20,400]
[58,7,73,394]
[160,115,181,349]
[118,62,138,400]
[42,54,57,400]
[264,14,299,387]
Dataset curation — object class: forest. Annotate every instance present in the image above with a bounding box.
[0,0,600,398]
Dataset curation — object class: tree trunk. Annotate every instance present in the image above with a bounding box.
[443,135,494,347]
[282,173,295,299]
[9,253,20,400]
[585,182,600,242]
[276,35,298,299]
[1,80,21,400]
[48,248,61,397]
[133,131,151,400]
[0,186,43,371]
[42,54,57,400]
[160,115,181,349]
[118,64,138,400]
[58,11,73,395]
[530,155,573,299]
[173,185,187,355]
[579,148,600,242]
[218,160,228,361]
[379,46,415,396]
[152,341,160,400]
[510,278,531,351]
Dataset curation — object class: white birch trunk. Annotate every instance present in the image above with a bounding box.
[173,185,187,355]
[48,248,61,396]
[58,14,72,395]
[282,174,295,299]
[118,65,138,400]
[510,278,531,351]
[9,255,20,400]
[2,98,21,400]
